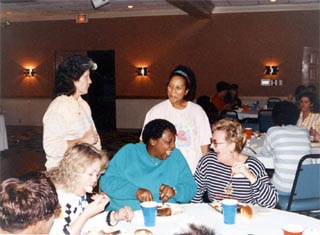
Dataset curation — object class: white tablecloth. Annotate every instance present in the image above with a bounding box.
[242,134,320,169]
[82,203,320,235]
[0,114,8,151]
[236,109,259,120]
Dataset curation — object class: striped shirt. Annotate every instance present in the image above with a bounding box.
[191,152,278,208]
[296,112,320,132]
[261,125,311,193]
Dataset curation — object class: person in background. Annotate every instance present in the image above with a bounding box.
[296,92,320,140]
[47,143,133,235]
[212,81,232,113]
[141,65,212,173]
[293,85,306,106]
[0,172,59,234]
[261,101,311,195]
[43,55,101,170]
[196,95,219,125]
[306,84,319,112]
[192,118,278,208]
[224,83,242,109]
[100,119,197,211]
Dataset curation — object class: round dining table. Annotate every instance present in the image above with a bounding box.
[82,203,320,235]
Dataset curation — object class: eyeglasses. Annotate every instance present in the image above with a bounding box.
[211,141,228,148]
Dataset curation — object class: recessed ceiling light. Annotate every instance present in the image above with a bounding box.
[270,0,277,2]
[128,5,133,9]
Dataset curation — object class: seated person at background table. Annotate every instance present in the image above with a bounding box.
[43,55,101,170]
[261,101,311,195]
[47,143,133,235]
[0,172,59,234]
[296,91,320,140]
[212,81,232,113]
[224,83,242,109]
[196,95,219,125]
[100,119,197,211]
[191,118,278,208]
[293,84,306,106]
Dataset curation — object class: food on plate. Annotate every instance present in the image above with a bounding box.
[211,200,222,213]
[210,200,252,219]
[237,204,253,219]
[157,204,172,216]
[134,229,153,235]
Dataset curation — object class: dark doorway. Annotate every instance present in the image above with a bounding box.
[85,50,116,132]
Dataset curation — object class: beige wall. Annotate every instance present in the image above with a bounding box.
[0,11,319,127]
[1,11,319,99]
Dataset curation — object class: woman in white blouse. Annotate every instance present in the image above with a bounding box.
[43,55,101,169]
[296,91,320,140]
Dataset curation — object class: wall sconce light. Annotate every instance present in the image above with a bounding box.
[136,67,148,76]
[24,68,36,77]
[264,65,279,75]
[76,14,88,23]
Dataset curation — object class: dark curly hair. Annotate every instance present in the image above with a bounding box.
[142,119,177,144]
[272,101,300,126]
[54,55,97,97]
[0,172,59,233]
[167,65,197,101]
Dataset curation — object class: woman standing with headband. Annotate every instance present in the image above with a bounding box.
[141,65,212,173]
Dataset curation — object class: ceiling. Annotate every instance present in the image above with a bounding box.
[0,0,319,23]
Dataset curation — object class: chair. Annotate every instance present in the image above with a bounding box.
[242,118,259,132]
[258,109,274,132]
[219,109,239,121]
[267,97,281,109]
[277,154,320,214]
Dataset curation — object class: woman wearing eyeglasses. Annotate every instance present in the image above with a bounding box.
[191,118,278,208]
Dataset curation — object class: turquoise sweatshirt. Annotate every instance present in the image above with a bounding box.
[100,143,197,211]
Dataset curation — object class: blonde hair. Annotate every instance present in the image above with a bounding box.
[213,118,245,152]
[46,143,108,192]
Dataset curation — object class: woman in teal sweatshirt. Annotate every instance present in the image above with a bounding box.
[100,119,197,211]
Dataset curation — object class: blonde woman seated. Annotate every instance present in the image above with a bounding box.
[47,143,134,235]
[192,118,278,208]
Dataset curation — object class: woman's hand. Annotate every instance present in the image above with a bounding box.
[232,163,257,184]
[84,193,110,218]
[159,184,176,204]
[82,127,99,145]
[136,188,153,202]
[115,206,134,222]
[310,127,319,141]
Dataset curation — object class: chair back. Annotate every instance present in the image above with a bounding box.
[258,109,274,132]
[267,97,281,109]
[219,109,239,121]
[278,154,320,212]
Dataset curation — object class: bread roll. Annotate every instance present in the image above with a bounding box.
[238,205,253,219]
[134,229,153,235]
[157,204,172,216]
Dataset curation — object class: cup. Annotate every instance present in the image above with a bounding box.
[245,128,252,140]
[282,224,304,235]
[252,102,257,110]
[140,201,157,227]
[243,104,249,112]
[221,199,238,224]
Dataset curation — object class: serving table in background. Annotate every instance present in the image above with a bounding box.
[82,203,320,235]
[0,113,8,151]
[236,109,259,120]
